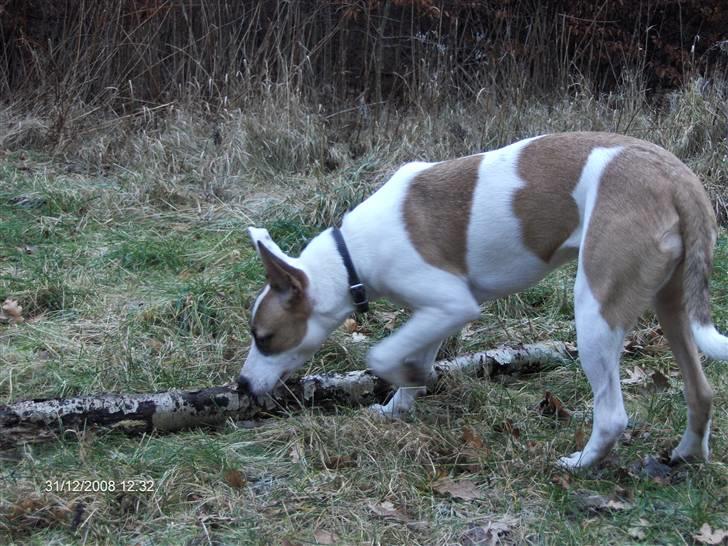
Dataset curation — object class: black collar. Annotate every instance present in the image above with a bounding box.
[331,227,369,314]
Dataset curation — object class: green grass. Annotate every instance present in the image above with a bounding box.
[2,90,728,544]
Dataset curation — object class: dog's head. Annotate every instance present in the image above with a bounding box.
[238,227,331,396]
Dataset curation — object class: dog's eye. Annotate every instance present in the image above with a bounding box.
[252,330,274,350]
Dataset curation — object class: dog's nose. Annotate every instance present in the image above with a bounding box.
[237,376,252,395]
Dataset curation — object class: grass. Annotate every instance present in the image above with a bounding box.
[2,83,728,544]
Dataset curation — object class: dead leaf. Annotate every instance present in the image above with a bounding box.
[432,477,482,501]
[462,426,485,449]
[628,518,649,540]
[377,310,401,331]
[494,419,521,440]
[573,490,631,512]
[1,298,24,324]
[622,365,648,385]
[537,391,571,422]
[368,501,411,523]
[460,519,515,546]
[574,427,586,450]
[551,473,571,490]
[322,454,356,470]
[342,318,358,333]
[693,523,728,545]
[628,455,672,484]
[223,468,247,488]
[313,529,338,544]
[623,338,644,354]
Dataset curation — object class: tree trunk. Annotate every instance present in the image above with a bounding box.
[0,342,575,445]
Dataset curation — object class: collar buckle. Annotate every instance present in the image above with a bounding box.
[332,228,369,315]
[349,283,369,313]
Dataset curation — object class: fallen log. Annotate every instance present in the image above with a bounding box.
[0,342,575,443]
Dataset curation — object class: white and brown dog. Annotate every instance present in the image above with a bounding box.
[238,132,727,469]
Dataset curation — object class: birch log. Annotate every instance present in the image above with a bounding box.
[0,341,575,443]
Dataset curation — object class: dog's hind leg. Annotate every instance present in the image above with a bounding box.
[558,268,629,469]
[655,266,714,463]
[368,340,442,419]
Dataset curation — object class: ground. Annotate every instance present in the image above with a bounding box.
[1,84,728,544]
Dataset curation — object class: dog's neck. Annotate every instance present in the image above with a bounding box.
[299,226,374,323]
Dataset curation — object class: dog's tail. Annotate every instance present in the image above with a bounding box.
[674,179,728,360]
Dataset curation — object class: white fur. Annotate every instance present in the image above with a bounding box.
[558,249,628,469]
[672,418,711,462]
[692,322,728,360]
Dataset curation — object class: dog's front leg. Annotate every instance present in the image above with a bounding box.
[367,299,480,418]
[368,341,441,419]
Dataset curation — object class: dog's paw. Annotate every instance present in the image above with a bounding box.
[366,402,405,421]
[557,451,592,471]
[669,430,710,465]
[367,403,391,419]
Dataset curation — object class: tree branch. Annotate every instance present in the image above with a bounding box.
[0,342,575,444]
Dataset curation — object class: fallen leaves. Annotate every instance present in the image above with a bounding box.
[223,468,247,489]
[462,425,485,449]
[623,325,669,355]
[341,317,358,333]
[628,455,673,485]
[493,419,521,441]
[340,317,369,342]
[693,523,728,545]
[628,518,649,541]
[313,529,338,544]
[621,365,670,392]
[4,493,73,527]
[551,473,571,490]
[431,477,483,501]
[367,500,430,531]
[536,391,571,422]
[460,425,491,470]
[460,518,516,546]
[0,298,24,324]
[368,501,410,523]
[622,365,649,385]
[320,453,357,470]
[572,490,631,513]
[376,310,402,331]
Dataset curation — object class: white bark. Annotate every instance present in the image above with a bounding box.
[0,341,575,442]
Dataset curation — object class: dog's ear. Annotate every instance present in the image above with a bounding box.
[257,241,307,300]
[248,226,286,259]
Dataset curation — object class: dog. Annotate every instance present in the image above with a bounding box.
[238,132,727,469]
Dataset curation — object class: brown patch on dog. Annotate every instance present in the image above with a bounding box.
[514,133,634,263]
[403,154,482,275]
[252,244,312,355]
[655,265,714,444]
[583,141,715,330]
